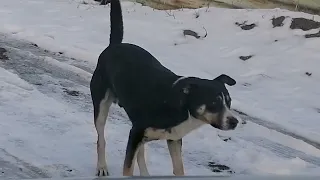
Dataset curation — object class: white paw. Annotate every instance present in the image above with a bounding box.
[96,166,109,176]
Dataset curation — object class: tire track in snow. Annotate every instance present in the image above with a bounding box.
[240,137,320,167]
[233,109,320,150]
[0,148,49,179]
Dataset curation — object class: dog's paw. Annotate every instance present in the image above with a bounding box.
[96,166,109,176]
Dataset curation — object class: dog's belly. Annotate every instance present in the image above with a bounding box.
[143,117,206,141]
[144,128,177,141]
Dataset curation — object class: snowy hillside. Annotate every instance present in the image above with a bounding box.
[1,0,320,178]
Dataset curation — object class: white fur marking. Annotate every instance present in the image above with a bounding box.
[144,114,205,141]
[223,94,246,127]
[220,93,236,130]
[95,90,113,176]
[222,105,234,130]
[221,93,229,129]
[167,140,184,176]
[137,145,150,176]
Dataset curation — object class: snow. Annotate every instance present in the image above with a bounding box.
[1,0,320,178]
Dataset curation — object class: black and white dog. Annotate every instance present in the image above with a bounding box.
[90,0,241,176]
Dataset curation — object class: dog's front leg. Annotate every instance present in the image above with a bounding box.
[167,139,184,176]
[123,128,144,176]
[137,144,150,176]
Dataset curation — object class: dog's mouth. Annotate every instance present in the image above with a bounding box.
[210,123,221,129]
[210,117,239,131]
[210,123,237,130]
[195,107,240,131]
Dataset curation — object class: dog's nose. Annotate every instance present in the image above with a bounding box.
[227,116,238,128]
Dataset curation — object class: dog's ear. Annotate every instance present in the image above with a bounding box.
[214,74,236,86]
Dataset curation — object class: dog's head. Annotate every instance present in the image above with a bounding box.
[172,74,239,130]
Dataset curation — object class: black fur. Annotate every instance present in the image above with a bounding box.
[124,128,145,169]
[90,0,238,175]
[214,74,236,86]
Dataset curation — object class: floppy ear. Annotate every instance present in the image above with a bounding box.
[214,74,236,86]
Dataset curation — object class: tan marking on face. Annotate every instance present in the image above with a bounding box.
[202,111,219,124]
[194,104,220,125]
[196,104,206,115]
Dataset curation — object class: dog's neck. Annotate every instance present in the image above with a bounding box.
[144,112,206,141]
[167,112,206,140]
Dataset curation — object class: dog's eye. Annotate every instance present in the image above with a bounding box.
[207,101,221,111]
[207,103,216,111]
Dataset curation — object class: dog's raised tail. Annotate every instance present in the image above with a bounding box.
[109,0,123,45]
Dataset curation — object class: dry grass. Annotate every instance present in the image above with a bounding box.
[133,0,320,15]
[135,0,237,10]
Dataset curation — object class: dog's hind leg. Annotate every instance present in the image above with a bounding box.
[137,144,150,176]
[167,139,184,176]
[123,127,145,176]
[93,89,114,176]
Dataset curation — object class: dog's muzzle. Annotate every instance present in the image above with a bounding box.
[227,116,238,129]
[210,116,241,130]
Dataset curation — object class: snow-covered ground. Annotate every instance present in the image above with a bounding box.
[1,0,320,178]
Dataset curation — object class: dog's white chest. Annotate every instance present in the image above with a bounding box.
[144,117,205,141]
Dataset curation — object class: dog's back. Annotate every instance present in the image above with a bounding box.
[93,0,182,117]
